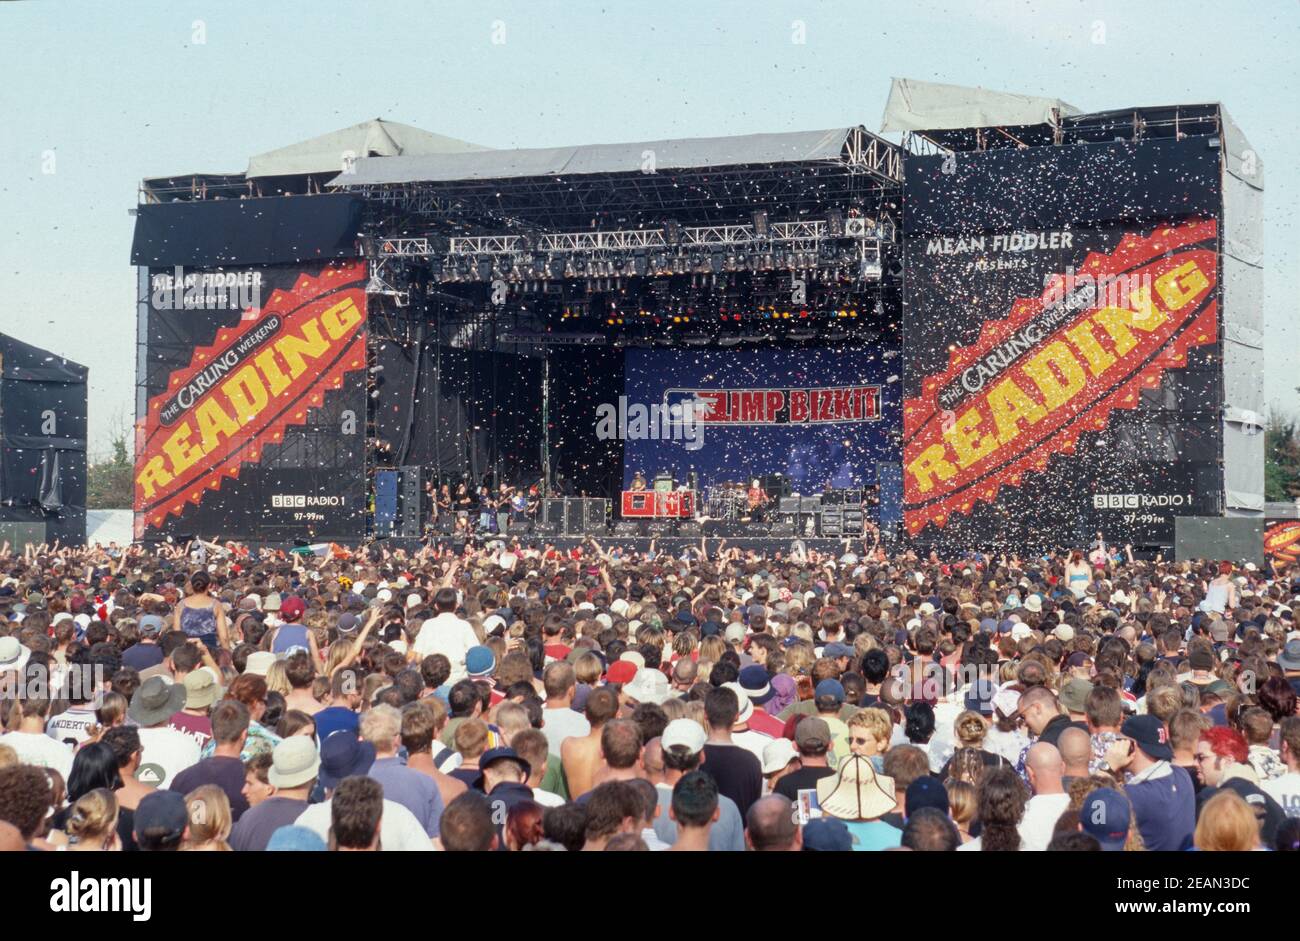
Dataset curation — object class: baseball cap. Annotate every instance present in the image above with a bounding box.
[279,595,306,622]
[795,716,832,750]
[606,661,637,685]
[738,665,775,705]
[724,623,746,644]
[336,613,361,634]
[814,679,845,704]
[479,746,531,780]
[905,776,950,818]
[266,825,327,852]
[661,718,706,755]
[1080,788,1130,851]
[1120,714,1173,761]
[802,817,853,851]
[134,790,189,843]
[138,613,166,636]
[465,645,496,678]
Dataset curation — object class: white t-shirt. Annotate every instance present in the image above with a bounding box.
[295,797,434,851]
[731,729,773,765]
[0,731,73,779]
[412,613,480,682]
[531,786,566,808]
[1017,792,1071,851]
[1261,771,1300,819]
[135,726,201,789]
[540,707,591,754]
[45,706,98,748]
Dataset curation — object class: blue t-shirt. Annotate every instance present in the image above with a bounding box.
[1126,762,1196,852]
[842,819,903,851]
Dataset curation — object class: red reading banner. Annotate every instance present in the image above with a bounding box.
[903,219,1218,535]
[135,262,367,528]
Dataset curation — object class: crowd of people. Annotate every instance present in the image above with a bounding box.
[0,534,1297,853]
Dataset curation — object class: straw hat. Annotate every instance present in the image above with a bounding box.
[816,754,897,821]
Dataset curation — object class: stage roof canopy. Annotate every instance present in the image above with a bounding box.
[246,118,489,179]
[880,77,1080,134]
[327,127,868,187]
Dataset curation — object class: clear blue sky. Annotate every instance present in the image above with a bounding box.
[1,0,1296,458]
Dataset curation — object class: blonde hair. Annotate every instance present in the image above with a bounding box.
[1194,790,1259,851]
[784,643,816,677]
[953,710,989,749]
[945,779,977,830]
[66,788,119,848]
[0,743,17,769]
[698,635,726,663]
[359,703,403,748]
[323,640,354,678]
[264,660,291,697]
[847,707,893,751]
[183,785,232,850]
[574,652,604,686]
[683,701,708,731]
[660,698,688,723]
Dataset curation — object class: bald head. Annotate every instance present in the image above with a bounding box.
[746,795,800,851]
[1057,727,1091,776]
[1025,742,1065,795]
[641,737,665,778]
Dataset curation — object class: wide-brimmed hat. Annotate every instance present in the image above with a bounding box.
[128,675,188,726]
[270,735,323,789]
[183,669,220,709]
[317,732,374,791]
[1278,638,1300,672]
[623,667,670,705]
[816,754,896,821]
[0,636,30,674]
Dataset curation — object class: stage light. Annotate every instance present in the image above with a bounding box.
[752,210,769,237]
[849,310,858,318]
[664,220,683,246]
[826,209,844,237]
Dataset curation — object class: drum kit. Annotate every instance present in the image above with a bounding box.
[705,481,766,522]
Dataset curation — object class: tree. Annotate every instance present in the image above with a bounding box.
[87,410,134,509]
[1264,411,1300,503]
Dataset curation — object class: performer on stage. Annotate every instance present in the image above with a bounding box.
[745,478,770,522]
[630,471,647,492]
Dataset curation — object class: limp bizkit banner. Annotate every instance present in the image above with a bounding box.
[1264,520,1300,574]
[135,261,367,543]
[622,347,899,493]
[903,139,1223,551]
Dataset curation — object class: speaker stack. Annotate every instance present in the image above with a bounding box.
[399,465,423,537]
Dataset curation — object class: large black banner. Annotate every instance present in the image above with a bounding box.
[902,139,1223,551]
[135,261,368,543]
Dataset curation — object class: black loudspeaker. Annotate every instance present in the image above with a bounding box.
[761,473,791,499]
[824,490,844,506]
[584,498,609,533]
[821,508,843,536]
[678,521,702,536]
[779,496,801,514]
[543,499,566,532]
[399,466,422,537]
[768,520,795,536]
[613,521,639,537]
[842,509,865,536]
